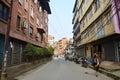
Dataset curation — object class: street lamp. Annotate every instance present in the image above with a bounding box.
[1,0,14,80]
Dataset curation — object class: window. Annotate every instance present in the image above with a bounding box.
[93,3,97,12]
[36,18,39,25]
[0,3,3,18]
[85,16,87,24]
[88,8,93,19]
[91,26,95,34]
[97,0,100,9]
[23,19,28,29]
[94,0,100,12]
[0,2,9,21]
[34,0,37,3]
[16,15,21,28]
[29,27,33,36]
[83,19,85,27]
[45,17,48,23]
[30,7,34,18]
[24,0,27,10]
[97,19,104,37]
[19,0,22,4]
[3,7,9,20]
[40,33,43,41]
[82,0,85,9]
[81,8,83,16]
[107,13,111,24]
[40,23,43,28]
[36,32,39,38]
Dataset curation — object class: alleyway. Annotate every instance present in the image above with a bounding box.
[15,58,113,80]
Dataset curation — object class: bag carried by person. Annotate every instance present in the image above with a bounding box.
[92,57,97,66]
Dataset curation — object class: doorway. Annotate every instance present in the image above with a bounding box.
[117,42,120,62]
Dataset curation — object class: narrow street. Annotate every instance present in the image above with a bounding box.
[15,58,113,80]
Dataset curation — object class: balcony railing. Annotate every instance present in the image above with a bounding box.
[76,33,81,40]
[73,22,80,34]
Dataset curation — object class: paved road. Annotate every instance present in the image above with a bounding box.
[16,58,113,80]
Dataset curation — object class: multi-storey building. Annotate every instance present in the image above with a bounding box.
[0,0,51,66]
[55,38,68,55]
[73,0,120,62]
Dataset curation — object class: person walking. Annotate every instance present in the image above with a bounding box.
[92,53,100,77]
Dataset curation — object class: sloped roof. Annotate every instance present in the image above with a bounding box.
[38,0,51,14]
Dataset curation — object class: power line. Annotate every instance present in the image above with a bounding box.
[84,0,119,42]
[75,0,120,46]
[50,1,72,37]
[74,0,111,40]
[50,2,64,33]
[48,20,60,38]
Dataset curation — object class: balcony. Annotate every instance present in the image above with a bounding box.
[73,11,79,25]
[37,27,45,33]
[75,32,81,40]
[73,22,80,34]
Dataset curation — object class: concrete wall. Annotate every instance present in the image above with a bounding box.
[3,58,52,80]
[111,0,120,33]
[86,44,92,58]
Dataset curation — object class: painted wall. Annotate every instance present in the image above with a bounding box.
[111,0,120,33]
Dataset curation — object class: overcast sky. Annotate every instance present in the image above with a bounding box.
[48,0,75,41]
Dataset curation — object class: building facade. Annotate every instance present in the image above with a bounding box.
[0,0,51,67]
[73,0,120,62]
[55,38,68,55]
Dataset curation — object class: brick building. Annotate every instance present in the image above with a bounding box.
[0,0,51,66]
[55,38,68,55]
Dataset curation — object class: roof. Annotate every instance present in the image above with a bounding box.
[38,0,51,14]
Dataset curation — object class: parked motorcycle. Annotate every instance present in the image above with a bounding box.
[81,57,88,68]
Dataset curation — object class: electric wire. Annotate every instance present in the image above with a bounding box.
[49,1,73,39]
[74,0,120,46]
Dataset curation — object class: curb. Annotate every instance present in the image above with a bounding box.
[88,64,120,80]
[5,58,52,80]
[99,68,120,80]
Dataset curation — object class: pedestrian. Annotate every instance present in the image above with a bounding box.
[92,53,100,77]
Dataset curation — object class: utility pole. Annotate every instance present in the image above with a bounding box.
[1,0,13,80]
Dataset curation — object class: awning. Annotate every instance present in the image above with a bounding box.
[37,27,45,33]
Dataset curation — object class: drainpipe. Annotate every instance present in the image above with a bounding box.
[1,0,14,80]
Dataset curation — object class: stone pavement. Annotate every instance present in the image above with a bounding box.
[89,61,120,80]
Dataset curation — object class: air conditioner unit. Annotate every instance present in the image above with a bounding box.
[23,21,28,29]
